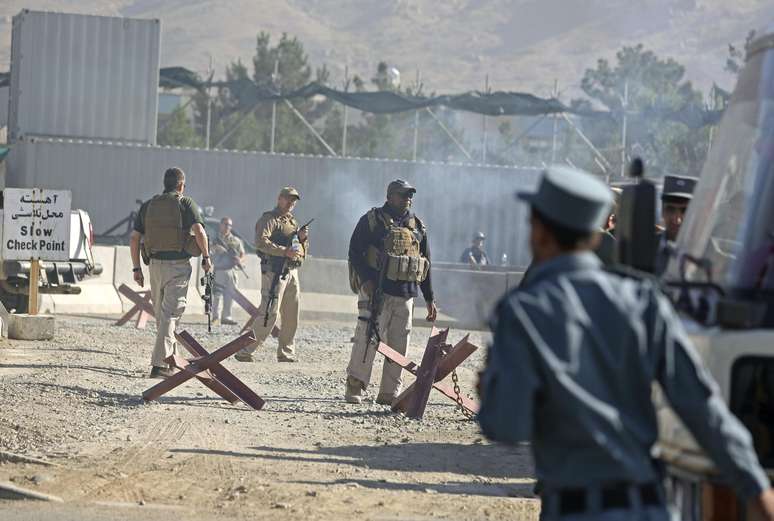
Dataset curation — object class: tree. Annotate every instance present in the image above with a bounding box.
[341,63,472,162]
[195,33,335,154]
[574,44,710,178]
[157,106,203,148]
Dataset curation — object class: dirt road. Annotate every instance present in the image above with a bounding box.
[0,316,539,520]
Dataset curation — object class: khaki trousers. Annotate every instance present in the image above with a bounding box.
[347,289,413,396]
[149,258,192,368]
[245,268,300,359]
[212,268,238,321]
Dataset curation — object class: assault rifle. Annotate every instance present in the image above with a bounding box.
[263,257,288,328]
[201,271,215,332]
[362,252,388,363]
[262,218,314,328]
[214,235,249,279]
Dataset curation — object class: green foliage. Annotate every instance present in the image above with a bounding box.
[194,32,333,154]
[573,44,710,177]
[157,106,203,148]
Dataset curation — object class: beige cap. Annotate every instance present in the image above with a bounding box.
[279,186,300,200]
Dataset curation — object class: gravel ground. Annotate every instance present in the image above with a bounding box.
[0,315,539,520]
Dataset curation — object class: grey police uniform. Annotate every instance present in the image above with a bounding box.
[478,167,769,520]
[654,175,697,277]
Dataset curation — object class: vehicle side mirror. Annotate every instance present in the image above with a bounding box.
[615,159,657,273]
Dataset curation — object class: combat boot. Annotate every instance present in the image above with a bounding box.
[235,351,254,363]
[375,392,396,406]
[345,376,365,404]
[149,365,175,379]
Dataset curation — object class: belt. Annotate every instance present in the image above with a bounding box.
[558,482,662,515]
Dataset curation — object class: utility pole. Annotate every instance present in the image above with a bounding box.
[482,74,489,164]
[620,80,629,178]
[550,79,559,164]
[270,58,279,154]
[342,65,349,157]
[413,69,421,161]
[205,54,213,149]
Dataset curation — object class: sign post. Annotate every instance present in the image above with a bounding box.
[2,188,72,314]
[28,259,39,315]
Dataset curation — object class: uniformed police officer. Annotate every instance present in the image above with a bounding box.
[478,166,774,520]
[655,175,697,276]
[236,187,308,363]
[129,167,212,378]
[345,179,438,405]
[211,216,245,326]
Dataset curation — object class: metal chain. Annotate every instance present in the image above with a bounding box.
[451,368,475,420]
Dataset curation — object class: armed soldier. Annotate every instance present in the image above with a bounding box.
[211,217,246,326]
[345,179,438,405]
[236,187,308,363]
[129,167,211,378]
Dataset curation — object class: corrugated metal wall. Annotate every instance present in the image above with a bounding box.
[8,10,160,144]
[7,138,540,265]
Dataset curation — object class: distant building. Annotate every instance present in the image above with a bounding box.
[157,90,196,127]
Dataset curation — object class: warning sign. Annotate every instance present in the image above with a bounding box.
[2,188,72,261]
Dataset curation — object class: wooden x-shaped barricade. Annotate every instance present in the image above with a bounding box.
[142,330,266,410]
[114,282,278,336]
[115,283,155,329]
[228,288,260,333]
[377,327,479,420]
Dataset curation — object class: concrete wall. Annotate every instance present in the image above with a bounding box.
[7,138,540,267]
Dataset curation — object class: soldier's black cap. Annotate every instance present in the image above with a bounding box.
[661,175,697,200]
[387,179,416,196]
[473,231,486,240]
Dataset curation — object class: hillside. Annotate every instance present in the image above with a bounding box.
[0,0,772,98]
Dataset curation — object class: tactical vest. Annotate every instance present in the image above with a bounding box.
[260,212,302,271]
[350,208,429,292]
[143,193,201,257]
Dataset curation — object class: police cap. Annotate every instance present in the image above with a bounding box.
[661,175,697,200]
[517,166,612,233]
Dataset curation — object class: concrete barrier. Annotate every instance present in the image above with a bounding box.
[427,268,510,328]
[113,245,137,312]
[298,257,523,329]
[51,248,523,331]
[46,245,123,315]
[299,257,351,296]
[8,314,55,340]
